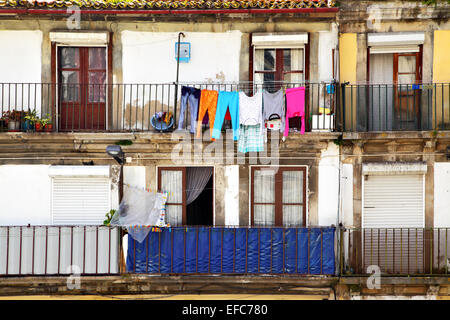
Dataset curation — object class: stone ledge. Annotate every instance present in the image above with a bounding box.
[0,275,338,296]
[342,131,450,141]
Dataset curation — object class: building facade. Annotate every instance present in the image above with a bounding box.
[0,0,449,283]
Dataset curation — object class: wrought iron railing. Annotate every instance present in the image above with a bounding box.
[340,83,450,132]
[0,82,338,133]
[2,224,450,277]
[340,227,450,275]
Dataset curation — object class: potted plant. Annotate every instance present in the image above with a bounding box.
[3,110,24,132]
[35,118,44,132]
[42,114,53,132]
[24,110,38,132]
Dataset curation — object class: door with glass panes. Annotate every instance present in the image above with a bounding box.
[393,52,422,130]
[58,47,106,131]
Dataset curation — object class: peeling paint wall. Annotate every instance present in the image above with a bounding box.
[121,30,242,84]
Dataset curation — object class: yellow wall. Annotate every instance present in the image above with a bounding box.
[433,30,450,82]
[339,33,357,130]
[339,33,357,84]
[433,30,450,129]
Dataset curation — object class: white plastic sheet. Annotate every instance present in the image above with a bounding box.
[110,185,168,242]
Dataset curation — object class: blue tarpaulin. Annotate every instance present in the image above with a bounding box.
[126,227,335,275]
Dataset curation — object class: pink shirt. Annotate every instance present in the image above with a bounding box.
[284,86,306,136]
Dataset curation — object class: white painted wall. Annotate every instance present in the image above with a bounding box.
[224,165,239,226]
[123,166,146,189]
[0,31,42,114]
[434,163,450,227]
[317,142,340,226]
[318,25,338,82]
[121,31,242,84]
[0,165,52,226]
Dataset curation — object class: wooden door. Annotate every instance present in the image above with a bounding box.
[393,52,422,130]
[58,47,106,131]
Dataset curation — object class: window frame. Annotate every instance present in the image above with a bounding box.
[366,44,423,84]
[249,33,310,85]
[158,166,187,226]
[51,34,113,131]
[250,166,307,227]
[157,166,215,226]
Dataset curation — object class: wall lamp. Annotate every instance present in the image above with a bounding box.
[106,145,124,165]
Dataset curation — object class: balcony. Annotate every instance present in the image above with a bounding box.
[126,226,336,275]
[340,83,450,132]
[0,225,120,276]
[341,227,450,275]
[0,82,338,134]
[2,225,450,277]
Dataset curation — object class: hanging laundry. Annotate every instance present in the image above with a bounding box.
[263,89,284,127]
[237,91,264,153]
[196,89,219,140]
[177,86,201,133]
[212,91,240,141]
[239,91,263,127]
[262,89,285,141]
[284,86,306,136]
[238,124,264,153]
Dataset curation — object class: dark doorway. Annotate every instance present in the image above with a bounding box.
[186,173,213,226]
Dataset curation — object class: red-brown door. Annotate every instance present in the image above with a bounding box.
[393,51,422,129]
[58,47,106,131]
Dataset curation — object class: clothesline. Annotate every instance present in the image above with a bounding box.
[178,85,307,153]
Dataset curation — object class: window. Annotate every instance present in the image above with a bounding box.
[251,33,308,90]
[158,167,214,226]
[254,48,305,85]
[251,166,306,227]
[368,50,422,131]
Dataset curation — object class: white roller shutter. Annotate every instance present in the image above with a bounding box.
[363,175,424,228]
[52,177,111,225]
[362,174,425,274]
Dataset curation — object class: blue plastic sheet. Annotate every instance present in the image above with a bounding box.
[126,227,335,275]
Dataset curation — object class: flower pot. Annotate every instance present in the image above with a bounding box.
[35,122,43,132]
[24,120,35,132]
[44,123,53,132]
[8,120,20,132]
